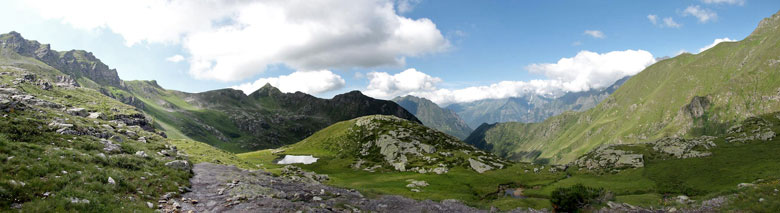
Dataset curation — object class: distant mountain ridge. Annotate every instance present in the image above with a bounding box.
[448,76,630,129]
[0,31,421,153]
[392,95,472,139]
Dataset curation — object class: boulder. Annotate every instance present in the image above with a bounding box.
[468,158,494,173]
[165,160,192,171]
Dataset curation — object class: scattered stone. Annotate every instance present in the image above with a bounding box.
[108,177,116,185]
[146,202,154,209]
[738,183,756,189]
[69,197,90,204]
[87,112,104,119]
[135,151,149,158]
[759,198,765,202]
[100,139,121,153]
[677,195,691,204]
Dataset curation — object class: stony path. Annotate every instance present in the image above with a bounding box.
[172,163,513,213]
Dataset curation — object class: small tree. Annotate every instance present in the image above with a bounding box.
[550,184,606,212]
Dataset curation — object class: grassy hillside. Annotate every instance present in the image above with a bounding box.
[393,95,472,139]
[238,115,561,210]
[0,60,192,211]
[467,11,780,164]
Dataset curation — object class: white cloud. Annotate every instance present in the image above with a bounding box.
[663,17,682,28]
[363,68,441,99]
[363,50,656,105]
[683,5,718,23]
[701,0,745,6]
[231,70,345,95]
[396,0,421,14]
[526,50,655,92]
[676,49,690,56]
[165,55,185,63]
[698,37,736,53]
[647,14,659,25]
[21,0,449,82]
[648,14,681,28]
[584,30,605,39]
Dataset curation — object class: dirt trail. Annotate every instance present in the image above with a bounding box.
[171,163,527,212]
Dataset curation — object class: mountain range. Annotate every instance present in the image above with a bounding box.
[0,31,421,153]
[447,76,629,129]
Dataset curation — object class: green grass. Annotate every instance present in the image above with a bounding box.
[170,139,257,170]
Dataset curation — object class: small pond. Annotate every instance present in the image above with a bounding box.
[276,155,319,165]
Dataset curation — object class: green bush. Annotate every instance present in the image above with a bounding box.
[550,184,607,212]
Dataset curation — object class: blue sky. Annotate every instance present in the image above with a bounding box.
[1,0,778,105]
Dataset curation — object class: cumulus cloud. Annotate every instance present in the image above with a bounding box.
[683,5,717,23]
[363,68,441,99]
[701,0,745,6]
[663,17,682,28]
[21,0,449,82]
[698,37,736,53]
[165,55,185,63]
[647,14,659,25]
[584,30,605,39]
[526,50,655,92]
[648,14,682,28]
[364,50,656,105]
[231,70,345,95]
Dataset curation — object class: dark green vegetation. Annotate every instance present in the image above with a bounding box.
[392,95,472,139]
[466,12,780,164]
[124,82,421,153]
[550,184,608,212]
[448,76,628,129]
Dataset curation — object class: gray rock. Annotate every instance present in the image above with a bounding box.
[165,160,192,171]
[108,177,116,185]
[468,158,494,173]
[87,112,104,119]
[135,151,148,158]
[67,108,88,117]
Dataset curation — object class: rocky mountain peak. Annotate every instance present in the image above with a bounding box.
[250,83,283,97]
[0,32,123,88]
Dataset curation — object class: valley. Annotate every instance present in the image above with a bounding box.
[1,3,780,213]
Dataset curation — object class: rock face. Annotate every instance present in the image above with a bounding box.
[174,163,509,213]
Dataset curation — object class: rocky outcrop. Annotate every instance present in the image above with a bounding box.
[651,136,717,158]
[349,115,507,174]
[574,147,644,170]
[725,117,777,143]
